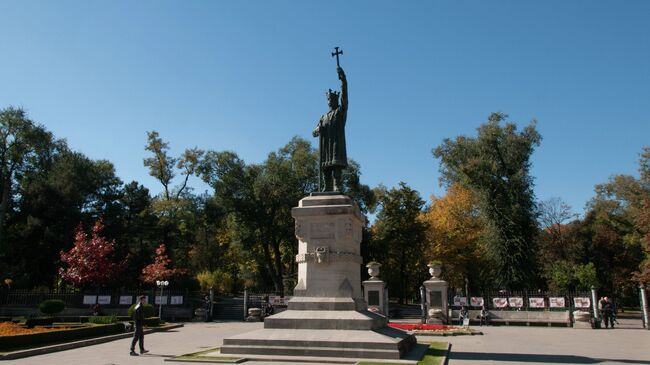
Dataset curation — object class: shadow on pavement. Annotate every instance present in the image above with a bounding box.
[450,352,650,364]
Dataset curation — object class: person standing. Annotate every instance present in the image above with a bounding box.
[130,295,149,356]
[602,297,614,329]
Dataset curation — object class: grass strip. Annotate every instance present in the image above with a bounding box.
[175,347,241,362]
[357,342,448,365]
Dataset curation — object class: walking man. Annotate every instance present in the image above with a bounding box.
[130,295,149,356]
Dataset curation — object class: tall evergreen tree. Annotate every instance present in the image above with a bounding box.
[433,112,541,289]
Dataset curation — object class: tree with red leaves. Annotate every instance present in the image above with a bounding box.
[140,244,177,284]
[59,219,126,288]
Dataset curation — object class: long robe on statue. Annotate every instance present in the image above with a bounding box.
[318,107,347,169]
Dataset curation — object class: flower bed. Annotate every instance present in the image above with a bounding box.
[0,322,70,336]
[388,323,458,331]
[0,322,125,351]
[388,322,479,336]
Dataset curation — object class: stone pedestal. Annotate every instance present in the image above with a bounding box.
[423,278,448,324]
[221,193,415,360]
[363,278,387,315]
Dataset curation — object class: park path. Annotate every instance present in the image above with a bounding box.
[445,318,650,365]
[6,320,650,365]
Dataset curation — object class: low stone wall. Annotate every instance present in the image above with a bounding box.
[449,309,571,326]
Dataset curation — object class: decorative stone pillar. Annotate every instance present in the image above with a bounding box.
[362,262,386,315]
[590,285,600,328]
[423,262,448,324]
[640,284,649,330]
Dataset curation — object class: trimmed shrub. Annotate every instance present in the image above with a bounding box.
[127,303,155,318]
[0,323,126,351]
[25,317,54,328]
[38,299,65,315]
[144,317,160,327]
[88,315,117,324]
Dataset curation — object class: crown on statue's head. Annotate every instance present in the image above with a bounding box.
[326,88,340,100]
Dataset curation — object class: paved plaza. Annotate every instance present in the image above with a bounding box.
[6,319,650,365]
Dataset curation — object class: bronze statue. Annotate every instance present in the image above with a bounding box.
[313,47,348,192]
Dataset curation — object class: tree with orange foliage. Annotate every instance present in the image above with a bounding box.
[420,183,488,289]
[140,244,178,284]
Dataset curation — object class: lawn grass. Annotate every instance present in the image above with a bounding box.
[356,342,448,365]
[175,348,241,362]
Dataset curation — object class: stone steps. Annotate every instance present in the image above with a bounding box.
[223,337,398,350]
[264,309,385,330]
[220,344,401,359]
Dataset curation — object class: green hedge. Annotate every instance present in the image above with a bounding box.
[127,303,155,318]
[144,317,160,327]
[25,317,54,328]
[38,299,65,315]
[0,323,126,351]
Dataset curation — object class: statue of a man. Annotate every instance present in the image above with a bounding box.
[313,66,347,192]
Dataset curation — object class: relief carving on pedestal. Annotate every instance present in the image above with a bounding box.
[311,222,335,239]
[338,218,353,240]
[315,246,329,263]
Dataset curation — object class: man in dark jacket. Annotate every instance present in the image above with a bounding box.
[130,295,149,356]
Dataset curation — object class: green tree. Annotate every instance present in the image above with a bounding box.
[0,107,57,246]
[433,112,541,289]
[584,150,648,301]
[7,148,124,287]
[370,182,428,303]
[143,131,205,273]
[199,136,373,293]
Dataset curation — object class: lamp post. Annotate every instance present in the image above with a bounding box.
[156,280,169,319]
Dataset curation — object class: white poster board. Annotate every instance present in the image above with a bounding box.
[529,297,545,308]
[170,296,183,305]
[97,295,111,305]
[119,296,133,305]
[453,296,468,306]
[492,297,508,308]
[508,297,524,308]
[549,297,565,308]
[83,295,97,305]
[470,297,484,307]
[574,297,591,308]
[268,295,291,305]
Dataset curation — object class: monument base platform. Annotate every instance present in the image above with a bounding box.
[220,326,416,360]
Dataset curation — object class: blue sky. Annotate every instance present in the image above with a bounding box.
[1,1,648,215]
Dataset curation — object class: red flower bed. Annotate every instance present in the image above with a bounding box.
[388,323,457,331]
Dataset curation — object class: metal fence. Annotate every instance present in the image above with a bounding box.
[0,289,190,307]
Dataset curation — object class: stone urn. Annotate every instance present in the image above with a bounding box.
[426,308,445,324]
[246,307,262,322]
[366,262,381,279]
[428,262,442,280]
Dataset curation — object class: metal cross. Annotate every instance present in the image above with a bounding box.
[331,47,343,67]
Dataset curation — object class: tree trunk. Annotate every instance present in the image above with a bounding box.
[0,175,11,245]
[261,242,282,293]
[271,240,284,294]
